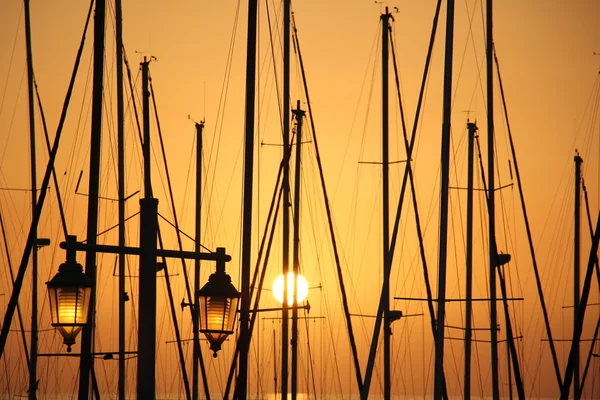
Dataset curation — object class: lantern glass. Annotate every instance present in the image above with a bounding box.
[47,285,91,350]
[48,286,91,326]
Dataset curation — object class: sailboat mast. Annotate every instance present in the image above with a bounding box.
[573,153,582,399]
[291,100,305,400]
[136,58,159,400]
[193,122,204,400]
[281,0,291,397]
[433,0,454,398]
[381,8,392,400]
[464,121,477,398]
[78,0,106,397]
[486,0,500,397]
[115,0,126,397]
[23,0,38,398]
[238,0,259,396]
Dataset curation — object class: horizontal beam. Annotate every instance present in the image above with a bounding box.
[61,240,231,263]
[395,297,524,302]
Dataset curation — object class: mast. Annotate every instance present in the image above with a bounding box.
[23,0,38,398]
[433,0,454,398]
[136,57,159,400]
[193,122,204,400]
[381,8,392,400]
[281,0,291,397]
[115,0,126,397]
[485,0,500,397]
[238,0,259,396]
[464,121,477,398]
[291,100,305,400]
[78,0,106,396]
[573,153,582,399]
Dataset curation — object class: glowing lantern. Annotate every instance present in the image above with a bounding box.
[198,261,240,357]
[46,240,92,352]
[272,273,309,305]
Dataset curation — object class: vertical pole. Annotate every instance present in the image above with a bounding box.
[507,333,513,400]
[193,122,205,400]
[282,0,291,398]
[239,0,259,397]
[142,59,151,199]
[136,59,158,400]
[433,0,454,398]
[137,197,158,400]
[273,328,278,396]
[464,121,477,399]
[115,0,126,398]
[381,8,391,400]
[574,153,582,400]
[485,0,500,398]
[23,0,37,398]
[291,100,305,400]
[78,0,105,397]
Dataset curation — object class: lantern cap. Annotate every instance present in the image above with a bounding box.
[198,267,240,299]
[46,259,92,288]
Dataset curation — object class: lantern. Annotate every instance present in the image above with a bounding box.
[198,261,240,357]
[46,238,92,352]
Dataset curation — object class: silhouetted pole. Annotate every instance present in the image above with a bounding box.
[464,121,477,399]
[573,153,582,400]
[486,0,499,398]
[433,0,454,398]
[115,0,126,397]
[238,0,259,397]
[193,122,204,400]
[381,8,392,400]
[291,100,305,400]
[136,58,159,400]
[78,0,105,397]
[24,0,38,398]
[281,0,291,398]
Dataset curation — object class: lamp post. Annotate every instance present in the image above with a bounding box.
[46,238,236,397]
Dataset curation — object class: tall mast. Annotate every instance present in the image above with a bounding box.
[486,0,499,397]
[78,0,106,397]
[281,0,291,397]
[136,57,159,400]
[573,152,582,399]
[193,122,204,400]
[433,0,454,398]
[115,0,126,397]
[23,0,38,398]
[291,100,305,400]
[464,121,477,398]
[238,0,259,396]
[381,8,392,400]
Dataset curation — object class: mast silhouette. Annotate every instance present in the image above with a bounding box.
[433,0,454,398]
[78,0,105,397]
[238,0,259,397]
[24,0,38,397]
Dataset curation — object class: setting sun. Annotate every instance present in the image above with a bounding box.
[272,273,309,305]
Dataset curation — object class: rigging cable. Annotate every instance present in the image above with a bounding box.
[494,48,564,391]
[149,77,203,399]
[291,11,364,394]
[34,81,69,239]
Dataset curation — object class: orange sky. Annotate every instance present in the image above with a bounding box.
[0,0,599,398]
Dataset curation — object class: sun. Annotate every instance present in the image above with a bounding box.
[272,273,309,305]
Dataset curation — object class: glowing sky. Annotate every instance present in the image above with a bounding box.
[0,0,599,398]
